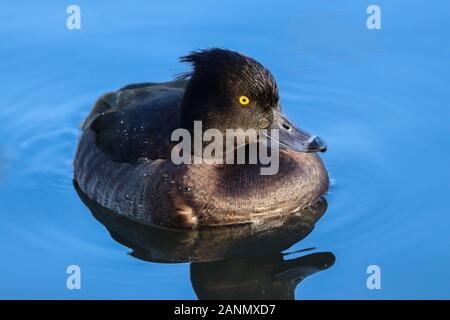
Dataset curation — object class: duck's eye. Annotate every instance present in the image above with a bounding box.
[238,95,250,106]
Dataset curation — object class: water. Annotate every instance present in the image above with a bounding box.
[1,0,449,299]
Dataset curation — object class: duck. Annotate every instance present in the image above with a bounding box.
[73,48,329,229]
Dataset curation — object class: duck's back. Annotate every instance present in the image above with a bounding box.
[84,80,187,162]
[74,81,189,225]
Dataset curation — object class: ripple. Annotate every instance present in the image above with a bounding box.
[0,76,99,192]
[16,128,79,191]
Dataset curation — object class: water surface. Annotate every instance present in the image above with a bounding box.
[1,0,449,299]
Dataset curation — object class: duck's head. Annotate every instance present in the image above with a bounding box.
[178,48,326,153]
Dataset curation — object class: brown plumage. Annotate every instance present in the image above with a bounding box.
[73,49,329,229]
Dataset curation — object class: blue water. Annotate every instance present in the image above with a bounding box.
[1,0,450,299]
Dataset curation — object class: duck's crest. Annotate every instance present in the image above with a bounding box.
[176,48,279,104]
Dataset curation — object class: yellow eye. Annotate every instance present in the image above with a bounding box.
[239,95,250,106]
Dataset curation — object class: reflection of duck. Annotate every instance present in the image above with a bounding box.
[75,182,335,299]
[74,48,329,229]
[191,252,335,300]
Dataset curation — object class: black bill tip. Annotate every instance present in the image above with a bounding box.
[308,136,327,153]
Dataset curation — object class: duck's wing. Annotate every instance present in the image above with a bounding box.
[85,80,188,162]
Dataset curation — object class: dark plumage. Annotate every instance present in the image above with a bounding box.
[73,48,329,229]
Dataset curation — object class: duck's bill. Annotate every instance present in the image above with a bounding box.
[263,109,327,153]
